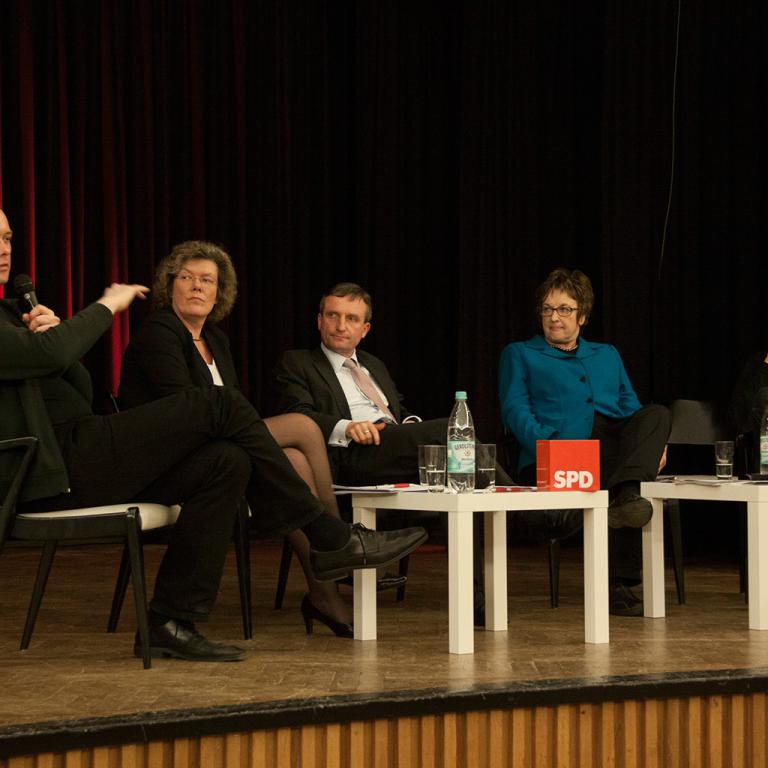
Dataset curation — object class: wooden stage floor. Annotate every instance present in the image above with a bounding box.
[1,535,766,732]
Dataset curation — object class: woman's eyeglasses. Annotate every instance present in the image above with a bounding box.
[175,273,217,289]
[540,305,578,317]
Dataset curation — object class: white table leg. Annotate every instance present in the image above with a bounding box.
[642,498,666,618]
[448,509,474,654]
[484,509,507,631]
[747,500,768,630]
[583,504,609,644]
[352,505,377,641]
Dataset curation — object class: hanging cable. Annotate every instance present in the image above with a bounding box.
[657,0,683,279]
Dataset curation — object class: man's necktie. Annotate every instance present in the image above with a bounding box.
[343,358,397,423]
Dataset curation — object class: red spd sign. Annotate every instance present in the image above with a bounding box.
[536,439,600,491]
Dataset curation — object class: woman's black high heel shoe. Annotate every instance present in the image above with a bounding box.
[300,595,353,638]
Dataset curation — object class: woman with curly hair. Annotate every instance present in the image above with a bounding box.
[119,241,354,636]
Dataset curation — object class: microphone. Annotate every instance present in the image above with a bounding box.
[13,274,38,311]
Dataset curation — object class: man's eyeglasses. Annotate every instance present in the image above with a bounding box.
[175,273,217,289]
[540,305,578,317]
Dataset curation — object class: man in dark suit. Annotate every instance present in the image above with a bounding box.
[272,282,516,620]
[271,282,452,486]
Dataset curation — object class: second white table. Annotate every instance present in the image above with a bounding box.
[641,477,768,629]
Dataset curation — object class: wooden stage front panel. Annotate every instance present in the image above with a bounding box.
[2,539,768,766]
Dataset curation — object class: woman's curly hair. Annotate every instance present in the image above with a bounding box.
[152,240,237,323]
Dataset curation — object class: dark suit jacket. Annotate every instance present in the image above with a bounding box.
[119,308,239,408]
[271,347,413,440]
[272,347,421,481]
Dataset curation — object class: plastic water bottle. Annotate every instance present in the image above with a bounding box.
[760,407,768,475]
[447,391,475,493]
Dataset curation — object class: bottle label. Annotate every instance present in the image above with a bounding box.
[761,437,768,467]
[447,441,475,473]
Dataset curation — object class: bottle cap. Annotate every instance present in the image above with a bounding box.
[455,391,467,399]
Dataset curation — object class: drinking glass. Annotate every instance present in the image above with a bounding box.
[714,440,734,479]
[418,444,446,492]
[475,444,496,491]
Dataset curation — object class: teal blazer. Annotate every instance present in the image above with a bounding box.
[498,335,642,470]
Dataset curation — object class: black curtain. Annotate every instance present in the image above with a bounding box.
[2,0,767,443]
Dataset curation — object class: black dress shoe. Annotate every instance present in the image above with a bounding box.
[134,618,246,662]
[338,571,408,591]
[609,582,643,617]
[608,492,653,529]
[311,524,428,582]
[300,594,353,638]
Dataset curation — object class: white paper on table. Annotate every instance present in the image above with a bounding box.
[332,483,429,494]
[661,475,750,486]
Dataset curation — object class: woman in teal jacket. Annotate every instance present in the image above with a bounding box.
[498,268,670,615]
[499,336,642,472]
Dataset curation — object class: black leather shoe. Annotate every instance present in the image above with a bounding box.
[311,524,428,582]
[134,618,246,662]
[609,582,643,617]
[608,493,653,529]
[338,571,408,591]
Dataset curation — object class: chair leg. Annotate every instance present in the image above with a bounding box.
[233,501,253,639]
[667,499,686,604]
[21,540,57,651]
[548,538,561,608]
[107,544,131,632]
[125,509,151,669]
[275,537,293,610]
[396,554,409,602]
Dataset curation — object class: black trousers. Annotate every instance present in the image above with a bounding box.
[334,418,450,485]
[592,404,671,582]
[520,404,671,583]
[44,387,325,621]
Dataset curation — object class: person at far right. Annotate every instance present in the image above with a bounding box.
[498,267,670,616]
[728,350,768,473]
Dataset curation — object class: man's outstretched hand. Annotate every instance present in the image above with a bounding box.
[97,283,150,314]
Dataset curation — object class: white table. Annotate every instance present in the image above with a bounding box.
[641,477,768,629]
[350,488,610,653]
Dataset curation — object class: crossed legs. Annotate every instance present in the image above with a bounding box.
[265,413,352,624]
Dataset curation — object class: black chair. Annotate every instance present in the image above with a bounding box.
[0,437,176,668]
[501,427,685,607]
[497,430,581,608]
[665,398,746,603]
[108,498,253,639]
